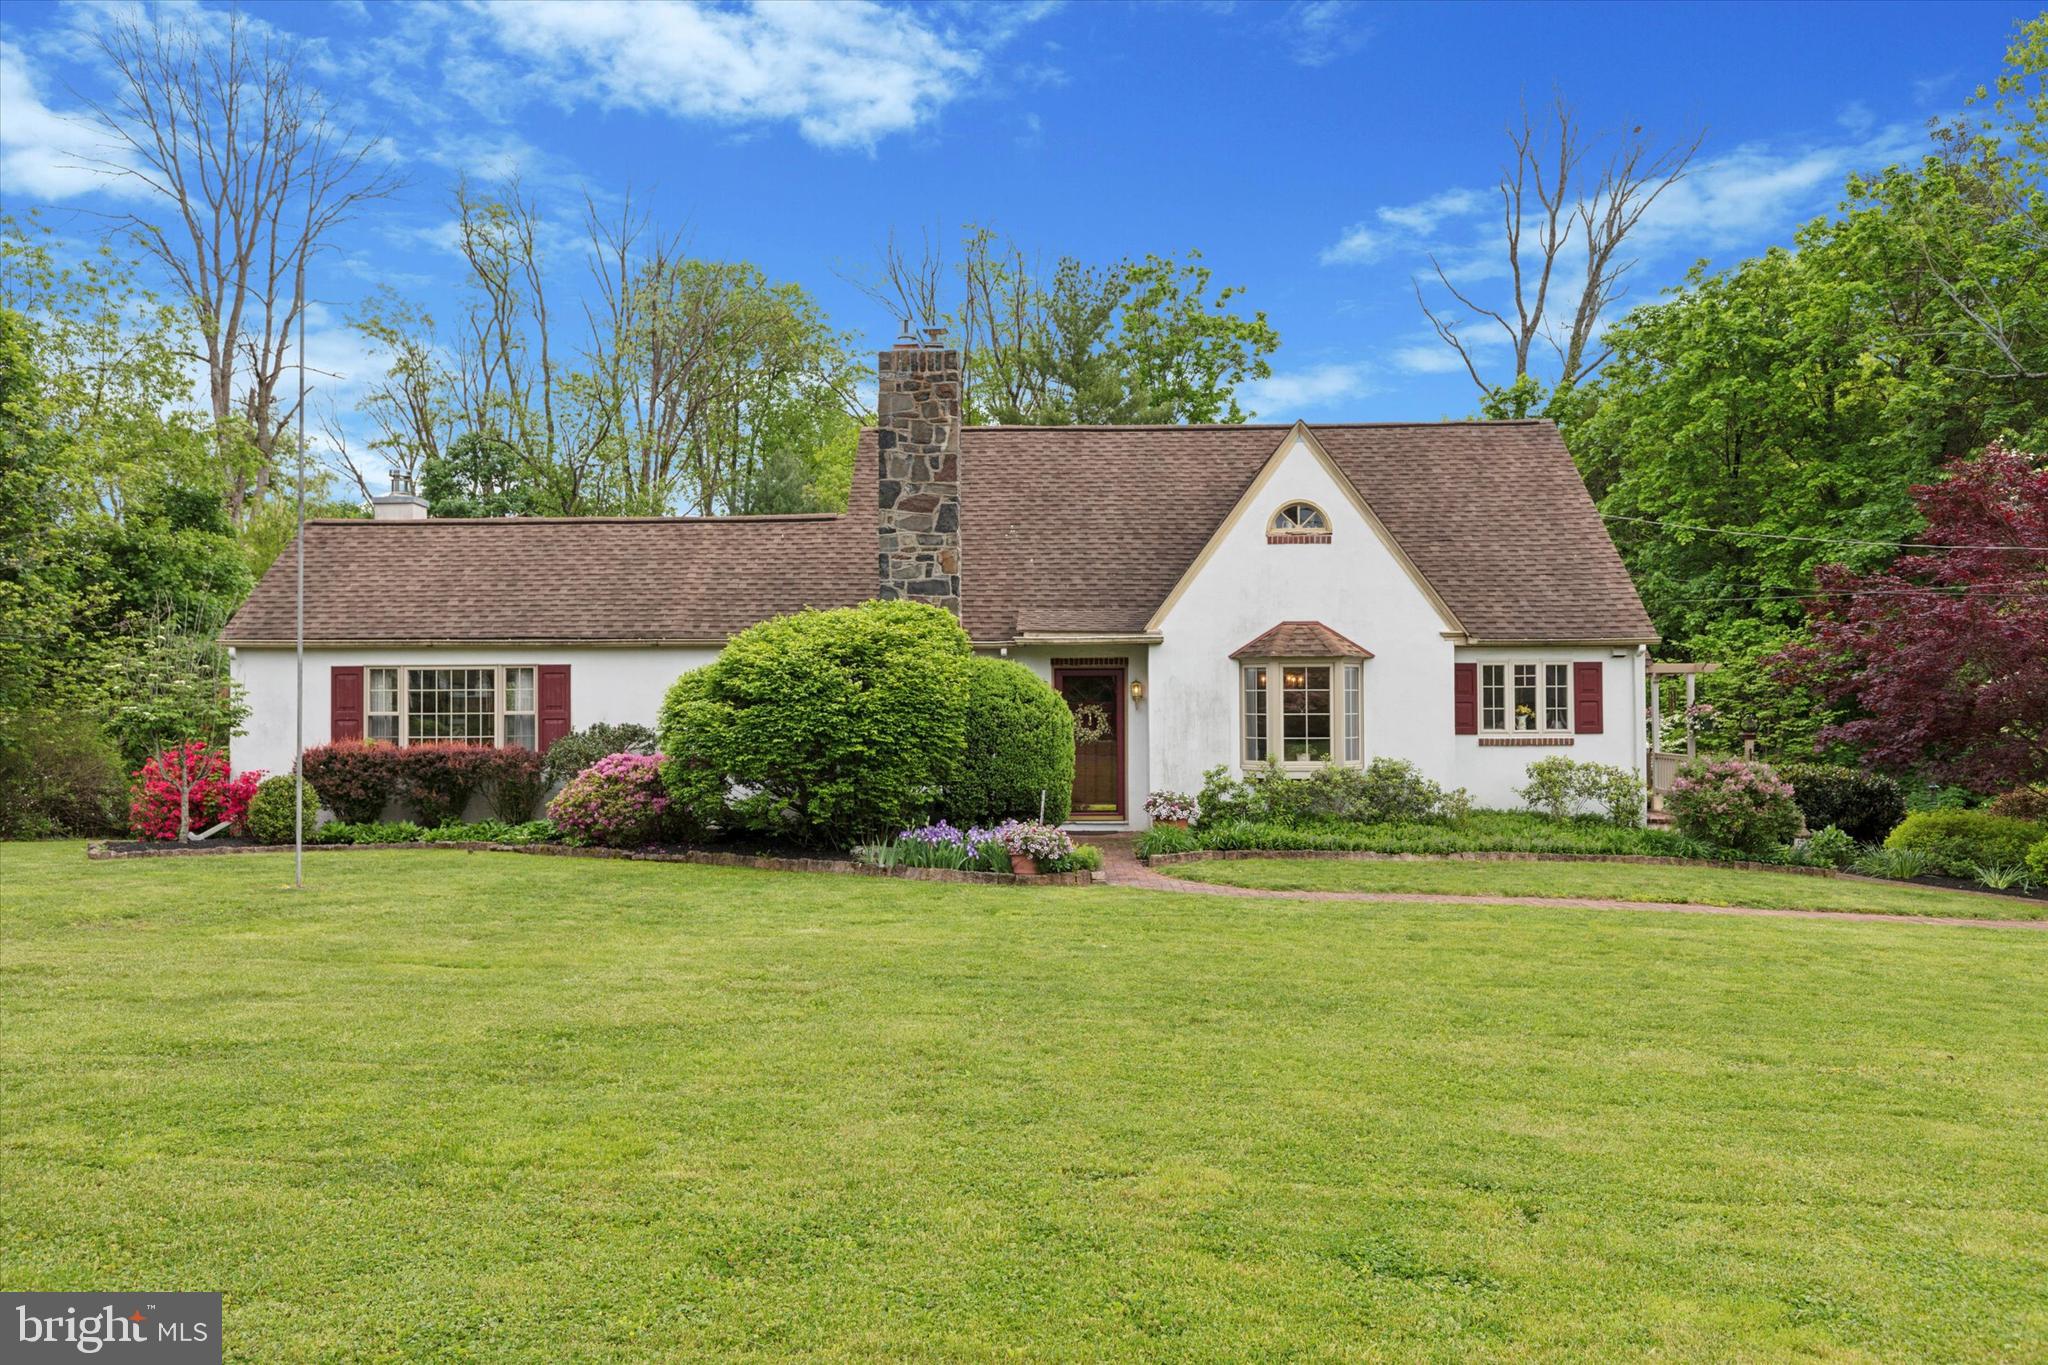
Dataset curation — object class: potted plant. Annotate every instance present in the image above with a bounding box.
[1144,790,1198,829]
[999,820,1073,877]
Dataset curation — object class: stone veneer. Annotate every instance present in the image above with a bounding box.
[876,344,961,615]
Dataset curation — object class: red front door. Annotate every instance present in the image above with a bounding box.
[1054,667,1125,820]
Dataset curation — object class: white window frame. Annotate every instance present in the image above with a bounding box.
[1270,500,1330,534]
[364,664,543,749]
[1239,657,1365,771]
[1477,660,1576,736]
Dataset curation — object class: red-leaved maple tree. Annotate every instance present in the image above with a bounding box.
[1778,444,2048,790]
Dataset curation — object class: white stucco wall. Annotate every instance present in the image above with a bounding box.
[1449,646,1648,809]
[1147,432,1458,805]
[229,645,719,780]
[1145,431,1649,818]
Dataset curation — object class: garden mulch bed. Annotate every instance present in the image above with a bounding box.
[84,839,1098,887]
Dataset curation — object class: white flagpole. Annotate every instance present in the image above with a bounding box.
[293,260,307,890]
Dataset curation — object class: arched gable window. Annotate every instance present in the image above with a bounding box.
[1270,501,1328,534]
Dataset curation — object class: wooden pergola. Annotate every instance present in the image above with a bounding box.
[1646,660,1721,794]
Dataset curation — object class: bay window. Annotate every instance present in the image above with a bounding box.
[1241,659,1366,770]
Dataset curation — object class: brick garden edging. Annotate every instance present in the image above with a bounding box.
[1143,847,1840,878]
[83,839,1096,886]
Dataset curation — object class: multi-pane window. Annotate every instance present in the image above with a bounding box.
[1480,665,1506,732]
[1343,664,1362,763]
[367,667,400,743]
[407,668,497,744]
[1244,660,1365,768]
[1271,502,1328,533]
[365,666,545,748]
[1242,666,1268,763]
[1281,665,1332,762]
[1544,663,1571,731]
[1478,661,1578,734]
[503,667,537,750]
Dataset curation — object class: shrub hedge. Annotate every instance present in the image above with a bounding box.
[0,713,127,838]
[479,746,547,822]
[300,742,396,824]
[540,722,659,788]
[1195,759,1468,829]
[244,774,320,845]
[1514,756,1644,825]
[660,601,974,846]
[1987,785,2048,823]
[943,656,1074,827]
[1884,810,2047,876]
[1777,762,1907,843]
[2026,835,2048,881]
[1136,809,1713,860]
[1666,759,1802,856]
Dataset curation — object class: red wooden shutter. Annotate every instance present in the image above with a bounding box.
[331,666,365,742]
[537,665,571,752]
[1453,662,1478,735]
[1573,661,1604,734]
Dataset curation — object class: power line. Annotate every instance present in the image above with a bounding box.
[1601,513,2048,555]
[1665,585,2048,606]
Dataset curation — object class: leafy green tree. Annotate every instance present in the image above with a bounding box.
[105,610,250,841]
[1558,64,2046,757]
[421,432,538,518]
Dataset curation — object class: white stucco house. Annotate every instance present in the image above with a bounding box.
[223,343,1657,828]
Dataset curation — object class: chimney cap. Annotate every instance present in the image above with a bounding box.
[893,321,919,350]
[921,326,946,349]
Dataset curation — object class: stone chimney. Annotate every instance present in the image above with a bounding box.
[371,469,429,522]
[876,333,961,614]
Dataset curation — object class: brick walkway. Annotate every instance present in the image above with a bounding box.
[1080,836,2048,931]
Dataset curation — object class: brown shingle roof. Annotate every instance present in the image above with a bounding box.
[1231,621,1374,659]
[225,421,1654,646]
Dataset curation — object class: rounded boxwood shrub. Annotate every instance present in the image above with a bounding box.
[301,742,398,825]
[1883,810,2047,877]
[1666,758,1802,856]
[943,656,1074,826]
[660,601,973,846]
[547,753,672,848]
[2026,834,2048,881]
[245,773,321,845]
[1776,762,1906,844]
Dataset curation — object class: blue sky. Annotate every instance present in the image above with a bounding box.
[0,0,2030,436]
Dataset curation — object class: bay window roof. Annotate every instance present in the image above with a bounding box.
[1230,620,1374,660]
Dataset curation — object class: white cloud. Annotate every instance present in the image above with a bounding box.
[0,41,144,203]
[473,0,1025,150]
[1319,224,1389,266]
[1283,0,1371,68]
[1635,121,1928,252]
[1320,186,1487,264]
[1241,360,1375,415]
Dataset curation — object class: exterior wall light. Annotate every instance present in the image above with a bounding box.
[1130,679,1146,704]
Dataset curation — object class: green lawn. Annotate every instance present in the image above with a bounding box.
[4,843,2046,1361]
[1161,856,2047,918]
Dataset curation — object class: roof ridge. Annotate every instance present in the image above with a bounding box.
[946,419,1557,432]
[303,513,849,526]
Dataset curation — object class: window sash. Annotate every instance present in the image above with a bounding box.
[1343,665,1362,763]
[1242,666,1268,763]
[1478,660,1578,734]
[362,665,543,748]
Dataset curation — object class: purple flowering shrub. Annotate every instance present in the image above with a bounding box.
[1667,758,1801,855]
[997,820,1075,864]
[546,752,672,848]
